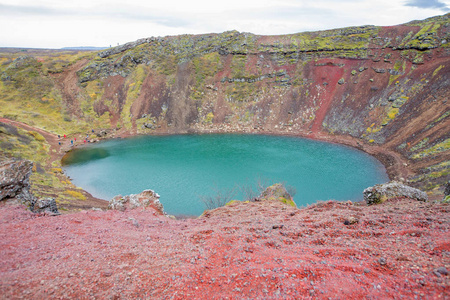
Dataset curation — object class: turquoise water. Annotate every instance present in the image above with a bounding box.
[62,134,388,216]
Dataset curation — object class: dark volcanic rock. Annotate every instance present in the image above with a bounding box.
[0,156,34,203]
[0,156,59,214]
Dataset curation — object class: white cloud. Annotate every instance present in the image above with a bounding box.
[1,0,449,48]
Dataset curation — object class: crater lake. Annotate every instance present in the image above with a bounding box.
[62,134,389,216]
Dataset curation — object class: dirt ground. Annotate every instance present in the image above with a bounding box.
[0,197,448,299]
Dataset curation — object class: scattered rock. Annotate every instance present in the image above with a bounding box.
[363,181,428,205]
[338,78,345,85]
[272,225,284,229]
[344,216,359,225]
[142,123,156,130]
[372,67,386,73]
[102,270,113,277]
[434,267,448,276]
[388,69,404,76]
[129,217,140,227]
[95,130,109,137]
[378,257,387,266]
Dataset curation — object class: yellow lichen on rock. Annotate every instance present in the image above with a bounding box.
[258,183,297,208]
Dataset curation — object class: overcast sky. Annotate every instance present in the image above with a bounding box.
[1,0,449,49]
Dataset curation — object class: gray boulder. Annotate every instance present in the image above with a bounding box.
[363,181,428,205]
[32,197,60,215]
[109,189,165,214]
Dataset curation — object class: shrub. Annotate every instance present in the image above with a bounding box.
[200,185,237,210]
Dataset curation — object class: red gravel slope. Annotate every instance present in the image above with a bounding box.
[1,198,449,299]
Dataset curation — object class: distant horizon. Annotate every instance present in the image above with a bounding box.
[0,46,108,51]
[2,12,450,51]
[1,0,449,49]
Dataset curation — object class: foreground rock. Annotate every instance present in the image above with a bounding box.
[0,156,60,215]
[256,183,296,207]
[363,181,428,205]
[0,156,34,203]
[109,189,164,214]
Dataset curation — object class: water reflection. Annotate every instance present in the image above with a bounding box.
[62,148,110,166]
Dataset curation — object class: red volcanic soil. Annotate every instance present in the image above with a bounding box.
[1,198,449,299]
[309,59,346,135]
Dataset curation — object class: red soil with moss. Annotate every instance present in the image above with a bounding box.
[1,197,449,299]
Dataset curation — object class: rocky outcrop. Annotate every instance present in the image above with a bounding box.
[0,156,60,215]
[109,189,164,214]
[0,156,34,202]
[256,183,296,207]
[0,156,60,214]
[363,181,428,205]
[97,38,155,58]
